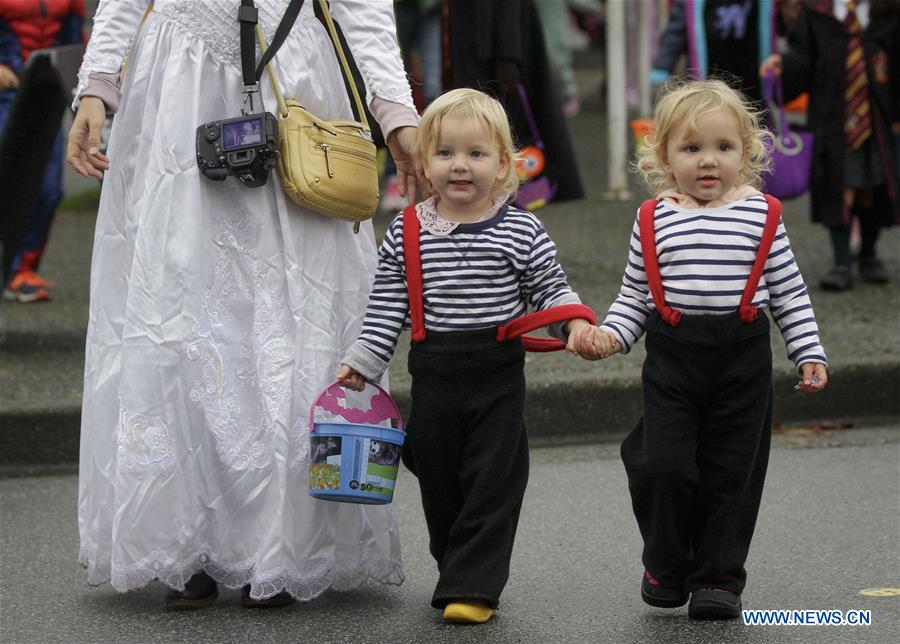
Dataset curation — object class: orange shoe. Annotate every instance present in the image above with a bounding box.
[442,600,495,623]
[2,270,53,303]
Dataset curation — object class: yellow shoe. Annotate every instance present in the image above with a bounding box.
[442,600,495,623]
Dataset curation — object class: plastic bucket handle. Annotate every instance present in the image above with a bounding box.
[309,381,403,434]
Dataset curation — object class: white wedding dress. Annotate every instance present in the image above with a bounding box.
[76,0,413,599]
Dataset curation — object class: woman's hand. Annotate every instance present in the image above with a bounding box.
[0,66,19,91]
[66,96,110,179]
[759,53,783,79]
[336,364,366,392]
[386,125,426,205]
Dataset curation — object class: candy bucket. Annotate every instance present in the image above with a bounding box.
[630,118,653,147]
[308,382,405,504]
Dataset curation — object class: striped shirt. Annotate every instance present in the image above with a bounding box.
[344,204,581,379]
[600,197,827,368]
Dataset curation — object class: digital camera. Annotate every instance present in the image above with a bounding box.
[196,112,279,188]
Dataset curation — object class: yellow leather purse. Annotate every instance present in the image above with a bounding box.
[256,0,379,225]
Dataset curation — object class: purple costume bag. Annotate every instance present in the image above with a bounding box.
[763,73,814,200]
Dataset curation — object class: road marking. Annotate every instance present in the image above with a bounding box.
[858,588,900,597]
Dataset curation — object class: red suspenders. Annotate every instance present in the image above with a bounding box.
[401,204,596,351]
[402,205,427,342]
[638,195,783,327]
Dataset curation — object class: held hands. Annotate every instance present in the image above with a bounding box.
[565,320,621,360]
[336,364,366,392]
[66,96,110,179]
[796,362,828,393]
[759,53,783,79]
[0,66,19,91]
[386,125,426,206]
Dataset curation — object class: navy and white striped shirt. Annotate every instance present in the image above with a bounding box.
[344,205,580,379]
[600,197,827,368]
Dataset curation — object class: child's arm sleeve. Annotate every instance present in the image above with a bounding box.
[519,222,582,340]
[599,211,651,353]
[343,219,410,381]
[763,219,828,372]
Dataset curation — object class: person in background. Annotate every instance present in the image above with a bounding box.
[760,0,899,291]
[533,0,601,118]
[0,0,85,303]
[441,0,585,209]
[651,0,776,104]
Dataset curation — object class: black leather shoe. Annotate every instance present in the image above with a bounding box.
[241,585,295,608]
[641,571,688,608]
[164,571,218,611]
[688,588,742,619]
[859,257,889,284]
[820,265,853,291]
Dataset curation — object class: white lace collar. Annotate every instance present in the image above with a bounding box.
[416,193,510,236]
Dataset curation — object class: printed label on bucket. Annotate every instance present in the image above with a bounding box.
[349,439,400,496]
[310,436,342,491]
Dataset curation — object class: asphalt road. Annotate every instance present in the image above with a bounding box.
[2,425,898,643]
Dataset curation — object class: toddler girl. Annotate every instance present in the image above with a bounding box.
[337,88,598,623]
[591,79,828,619]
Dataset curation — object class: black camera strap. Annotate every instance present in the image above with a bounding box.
[238,0,368,124]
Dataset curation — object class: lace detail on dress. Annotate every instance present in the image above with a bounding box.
[80,540,403,599]
[417,193,510,236]
[117,408,175,474]
[186,182,293,470]
[158,1,292,69]
[288,416,311,466]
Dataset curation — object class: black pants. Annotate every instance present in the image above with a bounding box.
[621,312,773,594]
[403,329,529,609]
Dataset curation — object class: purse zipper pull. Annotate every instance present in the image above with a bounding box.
[319,143,334,178]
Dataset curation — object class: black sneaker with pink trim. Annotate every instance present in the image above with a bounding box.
[688,587,742,619]
[640,570,688,608]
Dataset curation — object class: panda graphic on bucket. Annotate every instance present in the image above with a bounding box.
[308,382,405,504]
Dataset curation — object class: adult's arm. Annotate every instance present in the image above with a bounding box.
[329,0,417,139]
[651,0,687,84]
[779,4,814,102]
[73,0,151,111]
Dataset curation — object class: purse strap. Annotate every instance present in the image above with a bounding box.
[239,0,370,129]
[516,83,544,150]
[763,70,791,140]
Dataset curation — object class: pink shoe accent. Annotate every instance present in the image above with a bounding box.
[644,570,661,586]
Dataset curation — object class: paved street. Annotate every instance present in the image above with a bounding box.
[2,425,898,643]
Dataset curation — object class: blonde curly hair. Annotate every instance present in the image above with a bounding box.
[416,88,521,196]
[636,78,772,194]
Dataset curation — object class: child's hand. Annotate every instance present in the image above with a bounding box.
[336,364,366,392]
[592,329,622,358]
[566,320,604,360]
[796,362,827,393]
